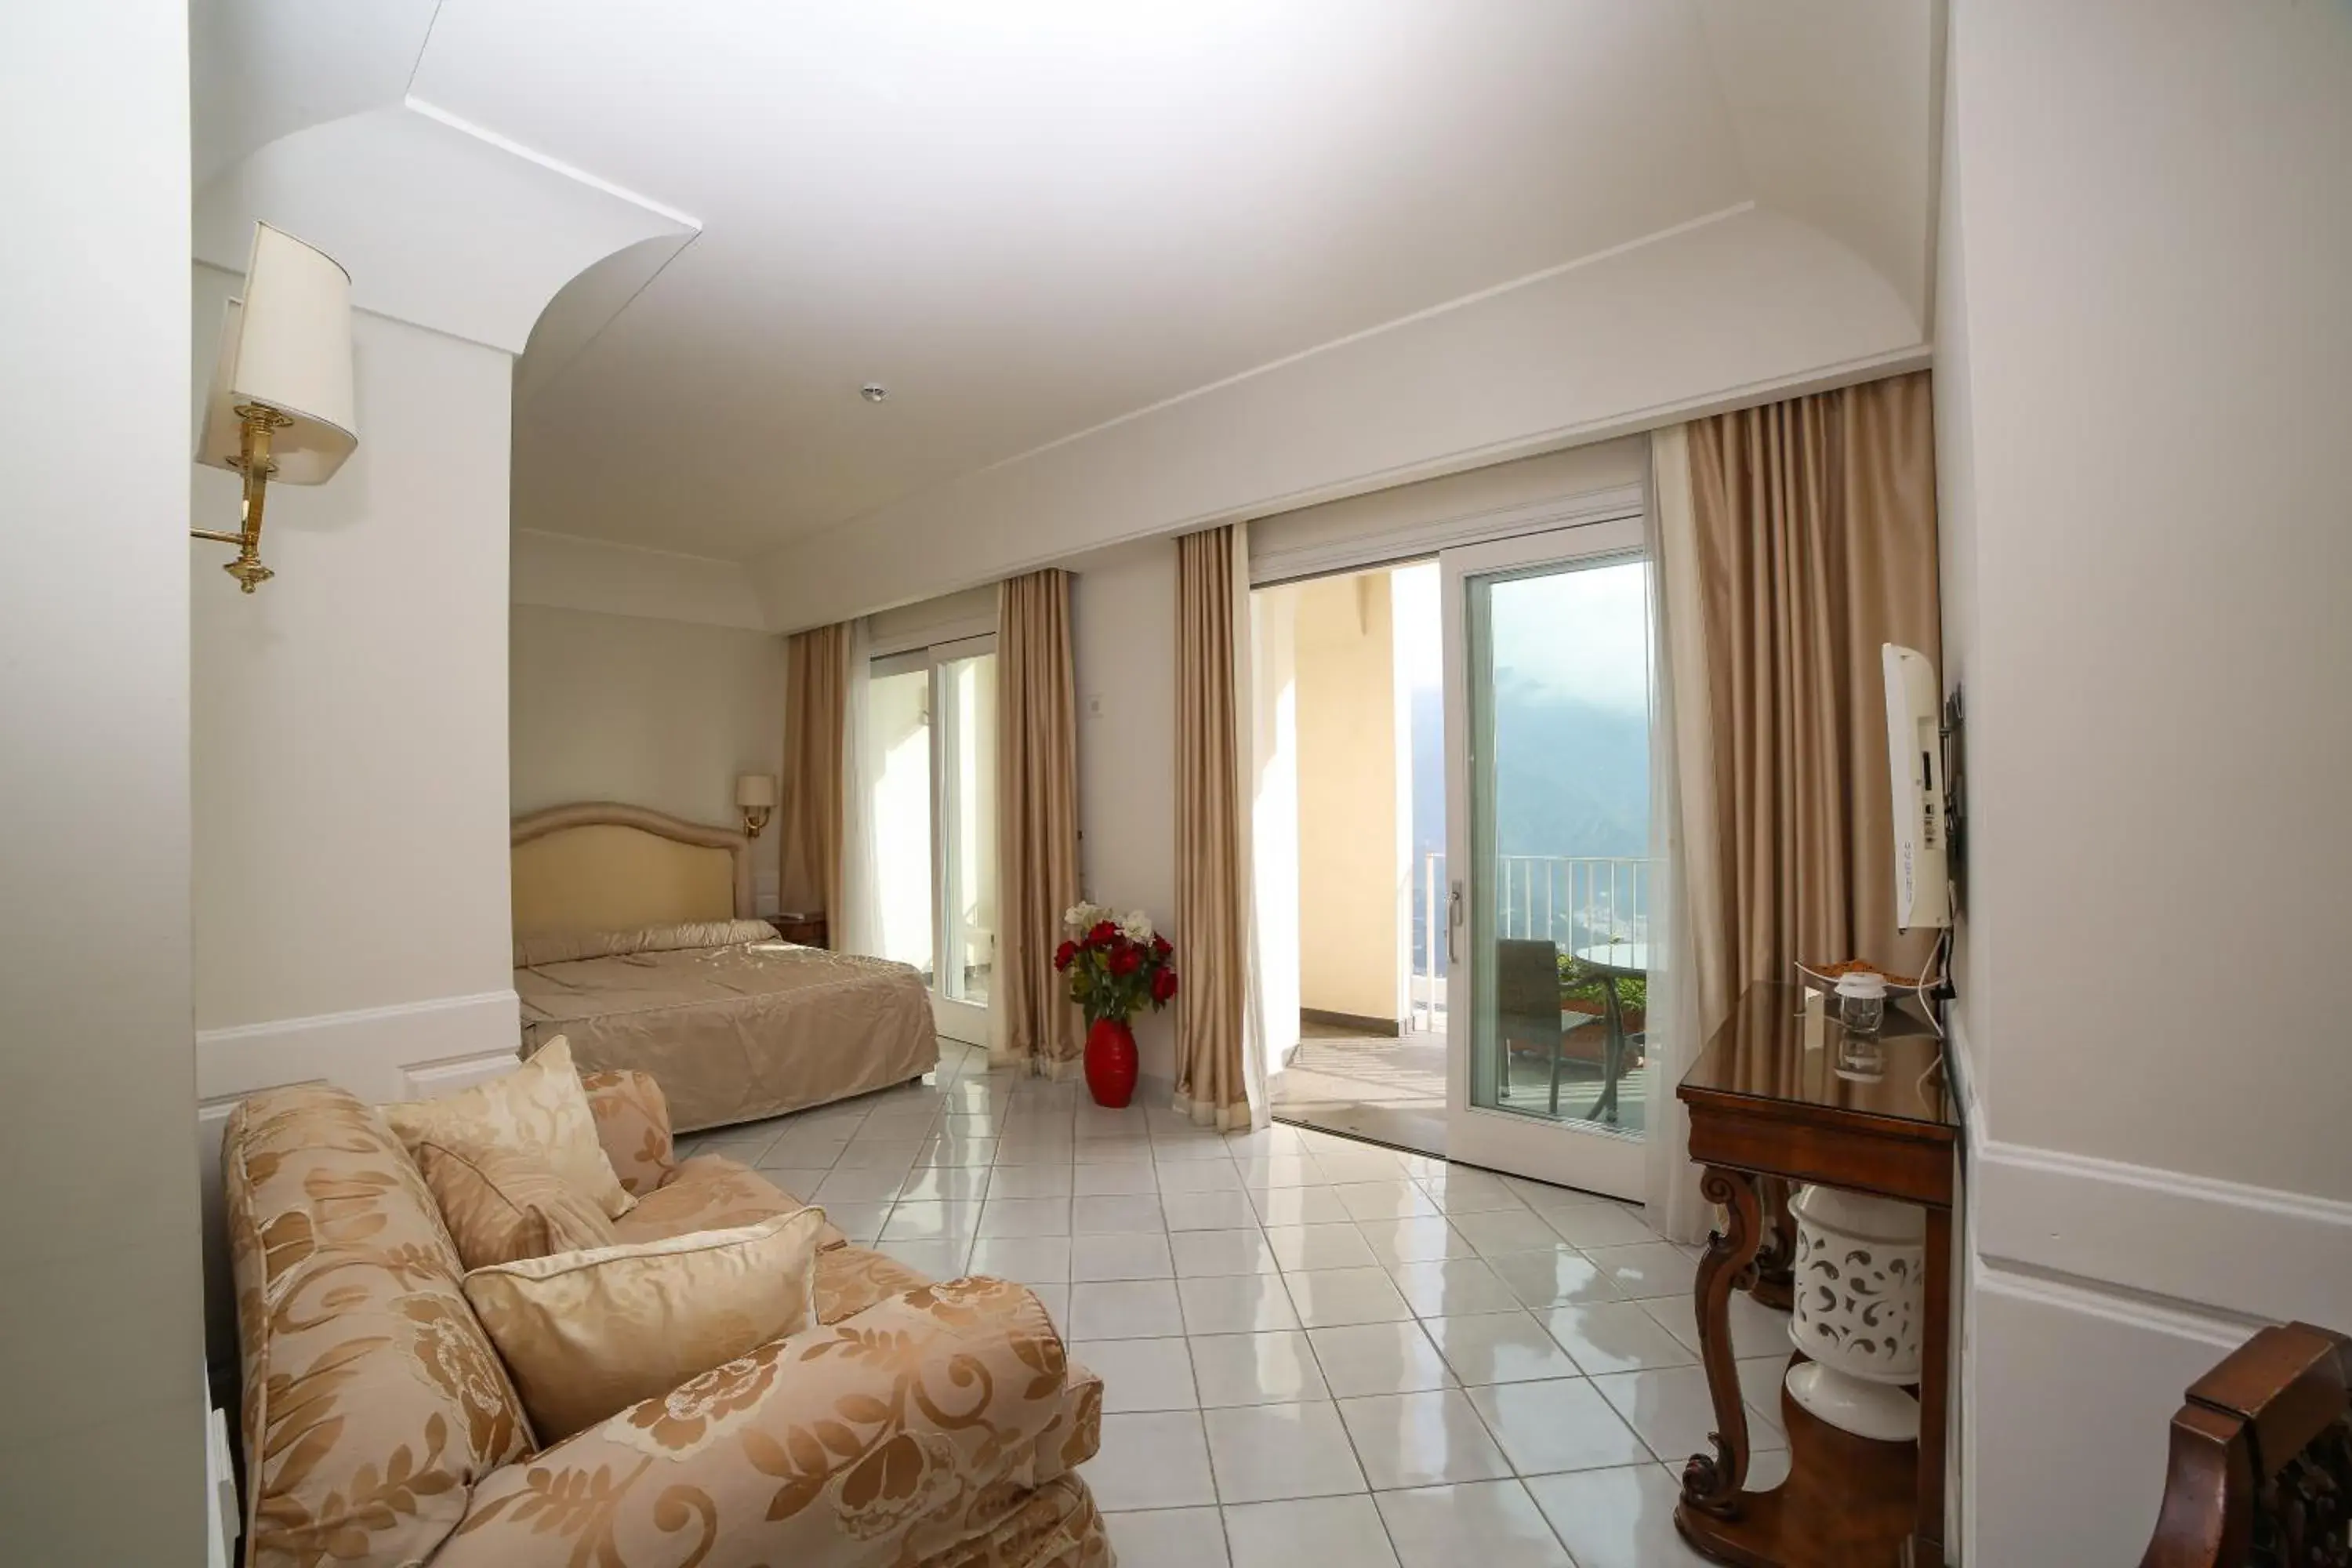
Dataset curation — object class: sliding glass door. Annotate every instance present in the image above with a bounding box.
[1441,520,1653,1197]
[867,635,997,1044]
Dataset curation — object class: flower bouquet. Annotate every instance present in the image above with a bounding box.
[1054,902,1178,1107]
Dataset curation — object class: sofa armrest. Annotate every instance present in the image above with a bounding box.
[434,1276,1100,1567]
[579,1069,675,1197]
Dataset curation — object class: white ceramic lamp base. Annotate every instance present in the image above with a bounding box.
[1785,1183,1928,1443]
[1784,1359,1921,1442]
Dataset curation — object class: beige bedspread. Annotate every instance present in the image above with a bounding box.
[516,925,938,1134]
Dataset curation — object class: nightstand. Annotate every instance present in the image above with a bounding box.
[767,912,828,948]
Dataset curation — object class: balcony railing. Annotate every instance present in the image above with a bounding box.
[1414,851,1655,1031]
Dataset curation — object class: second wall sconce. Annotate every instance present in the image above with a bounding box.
[736,774,777,837]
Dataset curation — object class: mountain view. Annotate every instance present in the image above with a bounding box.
[1399,558,1653,974]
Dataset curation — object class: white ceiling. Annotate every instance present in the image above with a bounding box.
[387,1,1935,564]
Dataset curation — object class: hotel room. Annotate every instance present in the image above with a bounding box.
[5,3,2349,1566]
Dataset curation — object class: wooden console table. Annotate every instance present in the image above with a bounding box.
[1675,983,1960,1568]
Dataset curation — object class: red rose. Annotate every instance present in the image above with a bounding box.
[1053,940,1078,971]
[1109,945,1143,977]
[1086,920,1120,947]
[1150,968,1178,1004]
[1151,935,1173,958]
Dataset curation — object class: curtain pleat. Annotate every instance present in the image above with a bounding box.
[779,624,851,924]
[993,571,1084,1077]
[1173,525,1260,1131]
[836,619,883,958]
[1646,370,1941,1236]
[1685,368,1944,996]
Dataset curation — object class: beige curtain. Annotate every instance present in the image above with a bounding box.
[993,571,1084,1077]
[1172,525,1257,1131]
[1681,368,1944,1027]
[779,624,851,923]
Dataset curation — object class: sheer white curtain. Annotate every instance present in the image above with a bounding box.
[1246,576,1301,1108]
[836,618,885,960]
[1227,521,1272,1130]
[1643,425,1715,1245]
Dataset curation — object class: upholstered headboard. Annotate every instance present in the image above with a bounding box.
[510,802,754,938]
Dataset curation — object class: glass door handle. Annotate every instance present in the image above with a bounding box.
[1448,882,1464,964]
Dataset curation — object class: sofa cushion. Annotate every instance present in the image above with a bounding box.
[224,1083,533,1568]
[383,1036,636,1220]
[463,1208,828,1441]
[613,1153,851,1250]
[416,1139,617,1269]
[579,1067,674,1197]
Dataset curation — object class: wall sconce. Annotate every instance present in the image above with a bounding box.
[193,223,358,593]
[736,774,777,837]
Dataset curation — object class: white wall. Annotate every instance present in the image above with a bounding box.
[1069,541,1181,1086]
[0,3,207,1557]
[1938,2,2352,1559]
[192,264,517,1039]
[513,528,768,631]
[510,603,785,907]
[1291,575,1407,1024]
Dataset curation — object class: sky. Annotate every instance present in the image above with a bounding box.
[1390,554,1651,714]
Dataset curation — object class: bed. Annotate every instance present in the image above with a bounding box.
[511,801,938,1134]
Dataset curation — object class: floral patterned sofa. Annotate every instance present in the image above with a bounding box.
[222,1071,1108,1568]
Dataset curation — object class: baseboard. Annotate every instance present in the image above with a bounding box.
[1974,1135,2352,1330]
[1300,1007,1403,1038]
[197,989,524,1384]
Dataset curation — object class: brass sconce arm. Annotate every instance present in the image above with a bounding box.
[191,403,293,593]
[741,805,774,838]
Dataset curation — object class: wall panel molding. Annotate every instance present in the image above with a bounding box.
[196,988,521,1105]
[1974,1136,2352,1330]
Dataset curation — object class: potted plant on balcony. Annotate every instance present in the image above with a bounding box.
[1054,903,1178,1108]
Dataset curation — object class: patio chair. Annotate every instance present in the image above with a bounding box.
[1497,938,1566,1114]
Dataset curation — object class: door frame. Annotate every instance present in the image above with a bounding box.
[1440,519,1649,1197]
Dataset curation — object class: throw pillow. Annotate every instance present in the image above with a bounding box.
[383,1036,635,1219]
[462,1207,827,1441]
[416,1139,618,1270]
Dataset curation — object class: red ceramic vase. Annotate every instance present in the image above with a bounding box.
[1084,1015,1139,1109]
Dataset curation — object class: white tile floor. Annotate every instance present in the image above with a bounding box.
[679,1040,1797,1567]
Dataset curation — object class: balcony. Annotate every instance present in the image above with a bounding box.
[1274,851,1655,1149]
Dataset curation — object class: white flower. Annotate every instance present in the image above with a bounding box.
[1119,910,1155,943]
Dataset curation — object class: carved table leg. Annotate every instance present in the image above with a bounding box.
[1750,1178,1796,1312]
[1682,1165,1766,1519]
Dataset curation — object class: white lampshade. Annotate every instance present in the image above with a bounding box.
[197,222,358,485]
[735,774,777,809]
